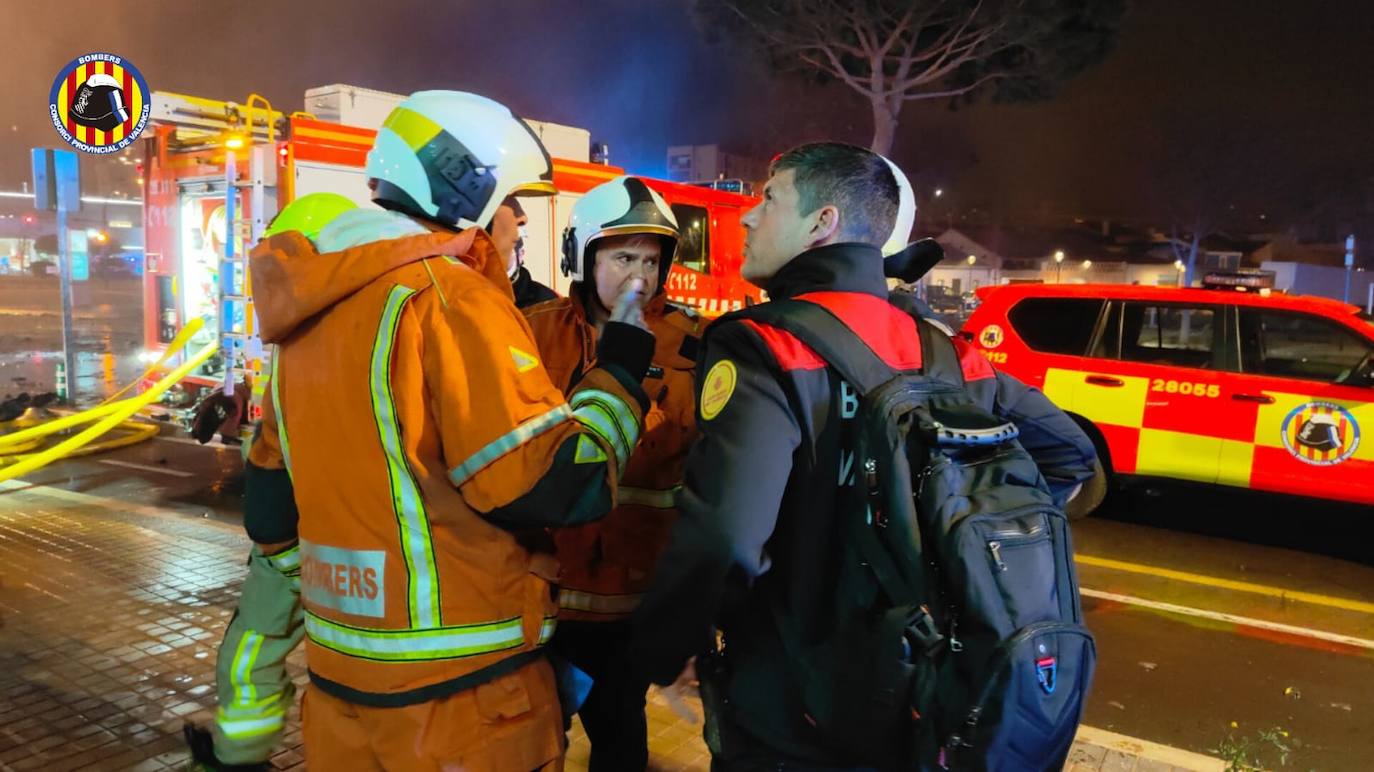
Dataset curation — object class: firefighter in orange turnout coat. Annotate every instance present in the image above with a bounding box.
[523,177,701,770]
[246,92,657,772]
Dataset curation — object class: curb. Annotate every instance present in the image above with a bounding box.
[1076,725,1226,771]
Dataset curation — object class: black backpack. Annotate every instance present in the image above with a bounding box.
[747,299,1096,771]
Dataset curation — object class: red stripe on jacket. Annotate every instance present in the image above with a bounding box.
[740,292,922,372]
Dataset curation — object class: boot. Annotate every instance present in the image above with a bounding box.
[181,723,270,772]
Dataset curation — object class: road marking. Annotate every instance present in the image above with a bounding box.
[1077,554,1374,615]
[154,435,237,450]
[1073,725,1223,771]
[97,459,195,478]
[1081,588,1374,651]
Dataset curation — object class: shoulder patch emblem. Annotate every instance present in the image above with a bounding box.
[700,359,738,421]
[509,346,540,373]
[574,434,609,464]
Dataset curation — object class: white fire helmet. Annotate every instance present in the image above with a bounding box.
[365,91,555,230]
[881,155,917,257]
[561,176,680,291]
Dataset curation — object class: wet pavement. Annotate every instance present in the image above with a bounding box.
[0,473,1227,772]
[0,276,146,403]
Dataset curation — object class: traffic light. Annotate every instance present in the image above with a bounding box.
[22,214,35,225]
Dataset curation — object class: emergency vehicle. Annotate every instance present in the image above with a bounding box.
[139,85,760,413]
[962,280,1374,513]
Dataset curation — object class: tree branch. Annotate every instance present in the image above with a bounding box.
[916,22,1006,88]
[797,42,877,96]
[875,8,914,59]
[846,7,879,57]
[899,71,1005,101]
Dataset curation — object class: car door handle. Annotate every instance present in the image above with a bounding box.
[1085,375,1125,388]
[1232,393,1275,404]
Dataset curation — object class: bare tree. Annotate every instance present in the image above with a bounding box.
[695,0,1126,154]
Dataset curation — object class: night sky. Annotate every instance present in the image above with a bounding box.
[2,0,1371,230]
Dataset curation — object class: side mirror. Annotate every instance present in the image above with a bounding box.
[1338,353,1374,387]
[1358,359,1374,387]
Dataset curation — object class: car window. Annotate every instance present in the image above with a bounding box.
[670,204,710,274]
[1239,309,1374,383]
[1117,303,1217,368]
[1007,297,1104,355]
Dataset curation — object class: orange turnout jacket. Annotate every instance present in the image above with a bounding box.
[524,290,701,621]
[246,210,648,706]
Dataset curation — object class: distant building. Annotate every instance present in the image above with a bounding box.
[916,222,1268,291]
[666,144,767,188]
[0,194,143,274]
[1249,236,1349,268]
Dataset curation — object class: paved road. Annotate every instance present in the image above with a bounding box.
[0,275,145,400]
[11,430,1370,769]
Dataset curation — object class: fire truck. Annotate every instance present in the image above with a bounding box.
[140,84,760,413]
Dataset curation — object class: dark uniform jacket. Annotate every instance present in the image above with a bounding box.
[512,264,558,308]
[631,242,1097,760]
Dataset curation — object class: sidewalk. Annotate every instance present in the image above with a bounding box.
[0,481,1222,771]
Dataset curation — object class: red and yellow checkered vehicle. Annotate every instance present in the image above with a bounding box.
[962,283,1374,511]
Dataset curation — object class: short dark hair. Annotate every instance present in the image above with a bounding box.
[769,142,899,247]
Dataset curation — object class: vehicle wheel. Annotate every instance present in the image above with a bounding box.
[1065,457,1108,520]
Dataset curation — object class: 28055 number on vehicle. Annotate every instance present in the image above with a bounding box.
[1151,378,1220,398]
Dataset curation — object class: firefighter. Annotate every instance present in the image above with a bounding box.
[490,194,558,307]
[630,143,1097,767]
[523,176,700,770]
[182,192,357,772]
[243,90,655,771]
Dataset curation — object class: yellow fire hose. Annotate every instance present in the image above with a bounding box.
[97,317,207,406]
[0,399,143,452]
[0,331,219,483]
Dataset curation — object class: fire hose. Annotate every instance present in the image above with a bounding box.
[0,321,218,483]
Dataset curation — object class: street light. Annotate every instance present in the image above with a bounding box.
[1082,259,1092,272]
[1054,250,1065,283]
[967,254,976,294]
[934,188,944,198]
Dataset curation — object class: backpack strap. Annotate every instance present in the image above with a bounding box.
[915,316,966,388]
[736,299,898,397]
[743,299,931,616]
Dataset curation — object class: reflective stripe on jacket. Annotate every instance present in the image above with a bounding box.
[524,289,701,621]
[248,212,645,705]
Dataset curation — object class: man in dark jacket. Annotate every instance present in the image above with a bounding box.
[630,143,1097,768]
[489,194,558,307]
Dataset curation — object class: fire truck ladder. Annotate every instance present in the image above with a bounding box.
[150,92,283,403]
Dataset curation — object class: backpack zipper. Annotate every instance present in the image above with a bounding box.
[918,450,1025,501]
[944,621,1095,763]
[987,541,1007,572]
[986,523,1048,542]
